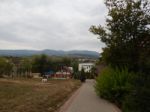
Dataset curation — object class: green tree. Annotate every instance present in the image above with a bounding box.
[0,58,7,77]
[0,58,13,77]
[90,0,150,111]
[20,58,32,78]
[71,59,79,78]
[80,68,86,82]
[90,0,150,72]
[61,57,71,66]
[91,66,97,78]
[4,60,13,77]
[32,54,51,76]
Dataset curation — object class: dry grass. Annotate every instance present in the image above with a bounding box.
[0,78,81,112]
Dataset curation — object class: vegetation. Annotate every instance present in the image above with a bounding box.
[32,55,79,76]
[80,68,86,82]
[122,74,150,112]
[95,67,133,106]
[90,0,150,111]
[32,54,53,76]
[0,58,13,78]
[0,78,81,112]
[90,0,150,72]
[0,55,79,78]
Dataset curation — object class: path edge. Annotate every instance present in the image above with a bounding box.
[58,84,83,112]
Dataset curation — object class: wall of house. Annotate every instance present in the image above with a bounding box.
[78,63,94,73]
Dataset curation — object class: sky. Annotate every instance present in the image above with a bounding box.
[0,0,107,53]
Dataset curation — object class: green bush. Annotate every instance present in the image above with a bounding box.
[122,74,150,112]
[95,67,133,106]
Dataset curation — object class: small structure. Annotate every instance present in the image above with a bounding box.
[45,71,54,78]
[78,63,94,73]
[53,66,73,79]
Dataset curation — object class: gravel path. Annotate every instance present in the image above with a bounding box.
[59,80,121,112]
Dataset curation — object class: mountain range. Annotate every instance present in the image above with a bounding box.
[0,49,100,58]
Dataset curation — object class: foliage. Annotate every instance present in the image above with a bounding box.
[61,57,71,66]
[90,0,150,73]
[0,58,7,77]
[0,55,79,78]
[122,74,150,112]
[32,55,77,76]
[80,68,86,82]
[32,54,54,76]
[18,58,32,78]
[90,66,97,78]
[4,60,13,76]
[85,73,94,79]
[90,0,150,111]
[95,67,133,106]
[73,72,80,79]
[71,60,79,73]
[0,58,13,77]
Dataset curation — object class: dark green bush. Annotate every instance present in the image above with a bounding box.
[95,67,133,106]
[123,74,150,112]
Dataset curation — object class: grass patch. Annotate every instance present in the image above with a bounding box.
[0,78,81,112]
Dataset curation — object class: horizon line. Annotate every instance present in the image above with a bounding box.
[0,49,100,53]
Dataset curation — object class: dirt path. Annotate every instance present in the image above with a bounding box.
[59,80,121,112]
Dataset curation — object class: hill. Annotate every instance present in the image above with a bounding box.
[0,49,99,58]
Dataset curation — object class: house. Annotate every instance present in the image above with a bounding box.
[45,71,54,78]
[53,66,73,79]
[31,67,73,79]
[78,63,94,73]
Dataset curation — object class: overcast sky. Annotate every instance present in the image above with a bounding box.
[0,0,107,53]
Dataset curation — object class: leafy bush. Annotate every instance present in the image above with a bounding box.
[0,58,13,78]
[95,67,133,106]
[122,74,150,112]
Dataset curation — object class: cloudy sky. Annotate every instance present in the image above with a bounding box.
[0,0,107,53]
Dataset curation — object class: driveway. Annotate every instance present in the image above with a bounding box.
[59,80,121,112]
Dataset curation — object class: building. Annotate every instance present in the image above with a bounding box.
[78,63,94,73]
[53,71,71,79]
[53,66,73,79]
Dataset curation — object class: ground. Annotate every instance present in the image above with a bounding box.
[59,80,121,112]
[0,78,81,112]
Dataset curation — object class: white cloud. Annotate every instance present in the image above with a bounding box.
[0,0,107,52]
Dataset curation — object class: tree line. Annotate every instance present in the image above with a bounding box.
[0,55,79,78]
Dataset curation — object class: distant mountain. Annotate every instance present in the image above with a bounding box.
[0,49,100,58]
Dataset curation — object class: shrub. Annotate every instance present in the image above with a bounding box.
[122,74,150,112]
[95,67,133,106]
